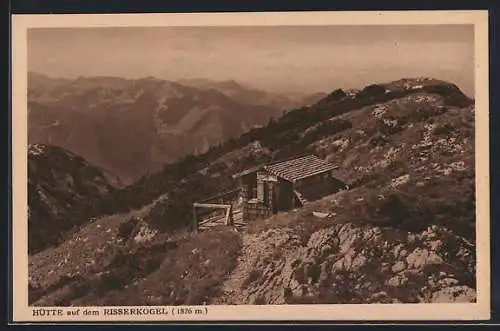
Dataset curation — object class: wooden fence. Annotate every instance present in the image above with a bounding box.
[192,203,234,232]
[192,188,241,232]
[198,188,241,203]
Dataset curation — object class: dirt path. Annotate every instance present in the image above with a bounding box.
[211,232,257,305]
[211,225,295,305]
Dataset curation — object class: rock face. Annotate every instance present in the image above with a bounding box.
[217,222,475,304]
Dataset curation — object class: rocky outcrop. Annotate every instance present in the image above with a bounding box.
[217,222,475,305]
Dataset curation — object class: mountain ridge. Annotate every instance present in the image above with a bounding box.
[28,76,476,306]
[28,144,118,253]
[28,72,326,185]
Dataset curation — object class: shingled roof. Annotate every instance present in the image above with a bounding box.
[264,154,338,183]
[232,154,338,183]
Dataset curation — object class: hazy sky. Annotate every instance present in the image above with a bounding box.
[28,25,474,96]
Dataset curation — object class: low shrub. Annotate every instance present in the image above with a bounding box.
[117,217,139,239]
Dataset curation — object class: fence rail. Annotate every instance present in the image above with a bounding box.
[198,188,241,203]
[192,202,234,232]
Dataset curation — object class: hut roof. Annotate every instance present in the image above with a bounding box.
[232,154,339,183]
[264,154,338,183]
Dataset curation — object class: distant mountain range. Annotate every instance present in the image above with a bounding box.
[28,72,327,184]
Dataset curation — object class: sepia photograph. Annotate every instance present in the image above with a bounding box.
[11,11,490,321]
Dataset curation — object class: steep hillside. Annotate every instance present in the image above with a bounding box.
[28,77,476,305]
[105,77,474,236]
[28,73,321,184]
[215,78,475,304]
[28,144,119,253]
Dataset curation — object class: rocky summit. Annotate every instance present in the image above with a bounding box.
[28,77,476,305]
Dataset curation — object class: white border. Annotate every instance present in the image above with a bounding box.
[11,10,490,322]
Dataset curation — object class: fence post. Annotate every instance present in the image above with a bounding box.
[227,205,234,226]
[192,206,198,233]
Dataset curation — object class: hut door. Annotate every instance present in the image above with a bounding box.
[272,188,278,214]
[277,181,294,211]
[263,182,269,205]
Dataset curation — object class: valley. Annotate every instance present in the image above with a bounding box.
[28,72,325,184]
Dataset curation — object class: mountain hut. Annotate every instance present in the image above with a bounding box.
[232,154,347,222]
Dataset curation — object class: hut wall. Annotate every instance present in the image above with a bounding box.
[295,173,347,201]
[275,179,294,211]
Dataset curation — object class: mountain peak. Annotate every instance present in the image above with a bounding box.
[218,79,243,88]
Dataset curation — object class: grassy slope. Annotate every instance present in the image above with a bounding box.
[29,77,475,305]
[28,144,117,253]
[137,78,474,239]
[29,198,242,306]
